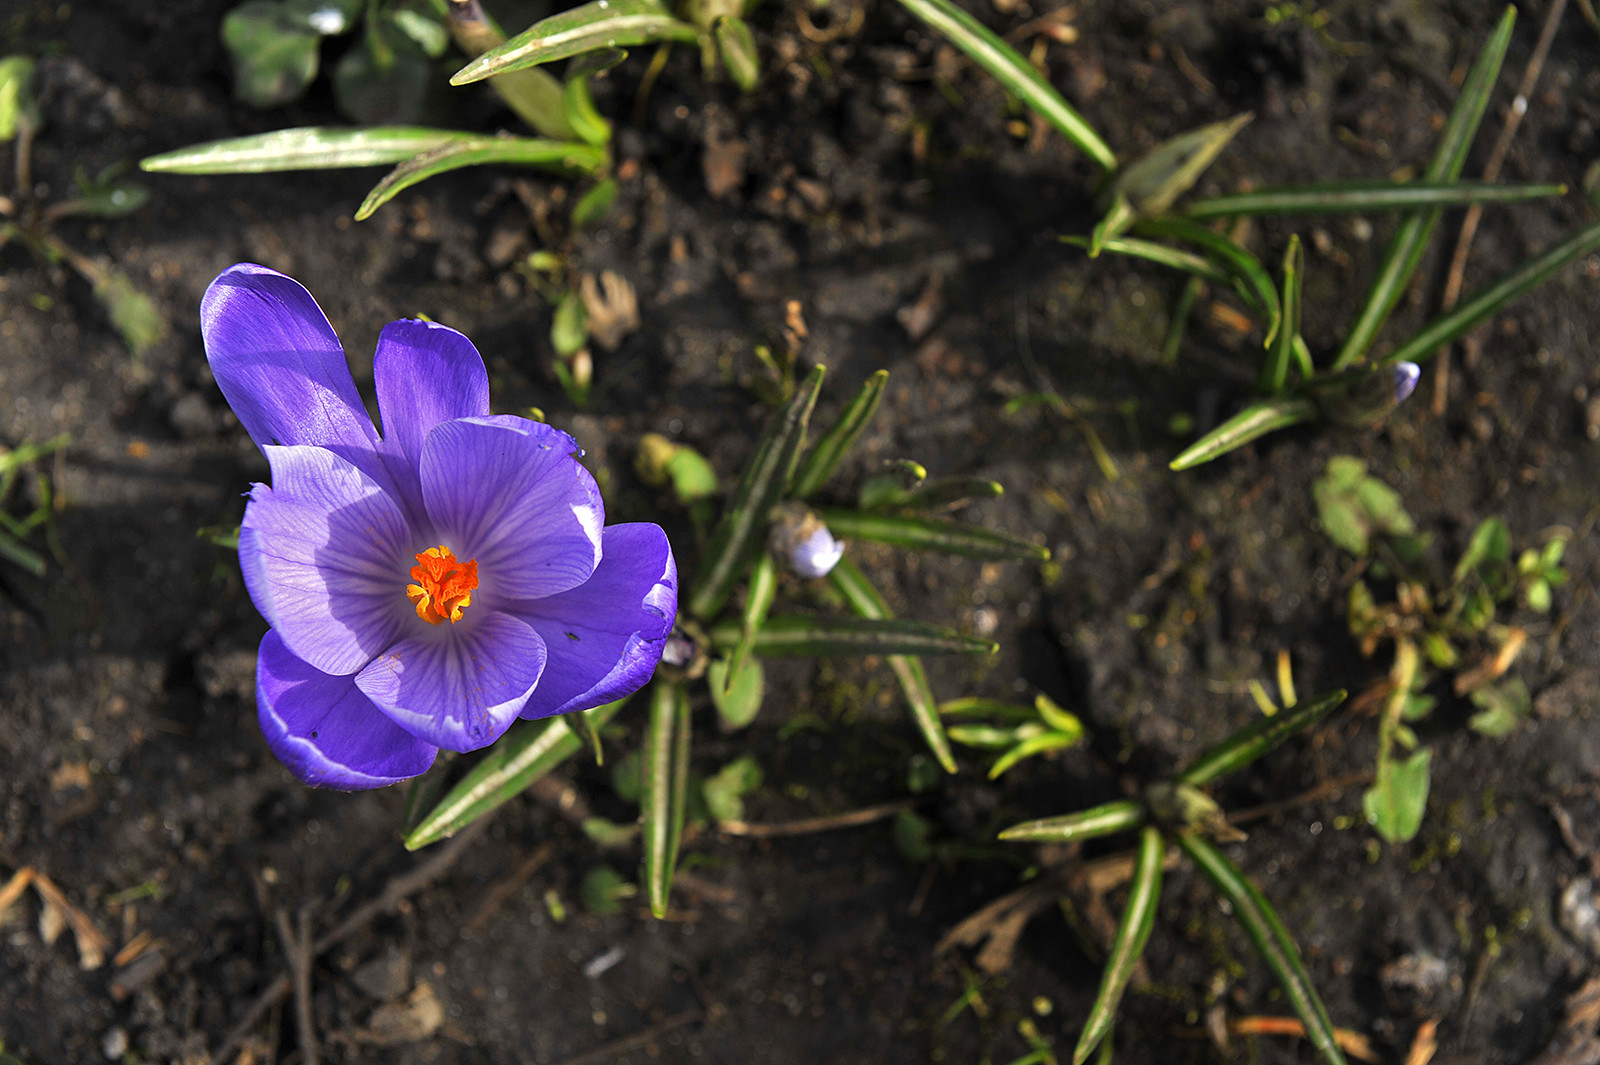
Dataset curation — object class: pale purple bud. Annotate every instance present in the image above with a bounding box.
[1393,362,1420,404]
[661,633,695,667]
[791,526,844,578]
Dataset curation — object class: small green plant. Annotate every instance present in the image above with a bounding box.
[1312,455,1567,843]
[0,434,69,579]
[403,366,1049,921]
[999,689,1353,1065]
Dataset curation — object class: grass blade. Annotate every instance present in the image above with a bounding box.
[830,556,957,772]
[1330,5,1516,370]
[1168,397,1316,471]
[688,365,825,619]
[723,551,777,695]
[1258,235,1302,394]
[141,126,470,173]
[355,136,605,219]
[891,0,1115,171]
[1063,234,1231,284]
[1074,826,1165,1065]
[819,509,1049,562]
[1177,690,1346,786]
[451,0,699,83]
[998,800,1145,843]
[1178,833,1350,1065]
[1383,217,1600,366]
[714,613,997,658]
[641,678,691,918]
[791,370,888,499]
[404,698,630,849]
[1185,180,1565,219]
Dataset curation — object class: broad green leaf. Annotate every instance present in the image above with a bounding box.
[708,654,765,731]
[355,135,606,219]
[641,678,691,918]
[1363,747,1431,843]
[818,509,1049,562]
[890,0,1115,171]
[1168,397,1316,470]
[451,0,700,83]
[830,556,957,772]
[1311,457,1413,557]
[791,369,888,499]
[141,126,472,174]
[1176,690,1347,787]
[551,287,588,356]
[1180,833,1350,1065]
[404,697,629,849]
[1074,826,1164,1064]
[571,177,618,228]
[1467,677,1529,738]
[688,365,824,619]
[1331,6,1515,370]
[1383,217,1600,367]
[0,56,37,141]
[702,754,762,822]
[1185,180,1565,219]
[999,800,1144,844]
[223,1,322,108]
[1258,234,1302,394]
[713,16,759,92]
[91,267,168,357]
[580,864,635,915]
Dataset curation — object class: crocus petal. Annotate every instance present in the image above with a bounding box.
[240,445,411,676]
[420,416,604,600]
[374,319,491,468]
[256,630,437,790]
[355,610,547,752]
[200,263,377,453]
[511,523,677,720]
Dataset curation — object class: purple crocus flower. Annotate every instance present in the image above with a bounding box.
[202,263,677,789]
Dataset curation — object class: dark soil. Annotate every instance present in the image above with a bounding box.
[4,1,1600,1063]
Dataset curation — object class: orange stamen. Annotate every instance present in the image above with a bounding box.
[406,546,479,625]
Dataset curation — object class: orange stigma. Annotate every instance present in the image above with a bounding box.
[406,546,479,625]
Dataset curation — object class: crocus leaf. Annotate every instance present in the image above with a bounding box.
[1180,834,1350,1065]
[790,369,888,499]
[818,509,1049,562]
[641,678,691,918]
[721,615,994,660]
[1185,180,1566,219]
[0,527,47,577]
[1063,234,1231,286]
[355,136,606,219]
[1074,826,1165,1064]
[1331,5,1515,370]
[404,697,630,849]
[708,654,764,731]
[1168,396,1316,471]
[222,0,323,109]
[888,477,1005,512]
[571,177,619,228]
[889,0,1115,171]
[713,16,759,92]
[562,75,612,147]
[1110,112,1252,219]
[1363,747,1431,843]
[940,697,1039,723]
[724,551,777,696]
[451,0,700,83]
[1176,690,1346,787]
[1258,234,1302,394]
[0,56,38,141]
[988,728,1082,779]
[689,365,824,619]
[999,800,1145,844]
[446,0,579,139]
[1134,217,1282,344]
[141,126,474,173]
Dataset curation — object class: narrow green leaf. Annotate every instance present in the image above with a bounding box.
[1063,233,1231,284]
[1363,747,1431,842]
[791,369,888,499]
[571,176,618,228]
[641,678,691,918]
[890,0,1115,171]
[1168,397,1317,471]
[451,0,700,83]
[1111,113,1252,218]
[1453,516,1510,585]
[446,0,579,139]
[1185,180,1566,219]
[0,56,37,141]
[999,800,1144,843]
[404,698,630,849]
[890,477,1004,511]
[818,509,1049,562]
[141,126,473,174]
[829,556,956,772]
[562,75,612,147]
[1177,689,1346,786]
[718,615,996,657]
[713,16,759,92]
[355,135,605,219]
[724,551,777,694]
[989,728,1082,778]
[1178,833,1350,1065]
[688,365,825,619]
[939,697,1038,723]
[1383,217,1600,366]
[1135,218,1282,343]
[1259,235,1302,394]
[1331,5,1516,370]
[1074,826,1165,1065]
[0,527,47,577]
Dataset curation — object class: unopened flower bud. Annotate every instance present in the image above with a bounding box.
[791,525,844,578]
[768,502,844,578]
[1392,361,1420,404]
[661,632,695,667]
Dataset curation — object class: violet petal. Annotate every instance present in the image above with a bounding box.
[419,416,604,601]
[355,610,547,752]
[240,444,411,676]
[200,263,377,453]
[256,630,438,789]
[512,523,677,720]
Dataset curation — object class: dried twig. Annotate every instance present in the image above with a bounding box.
[275,907,319,1065]
[1403,1017,1440,1065]
[463,842,555,932]
[1228,1016,1379,1062]
[31,871,111,970]
[718,800,913,838]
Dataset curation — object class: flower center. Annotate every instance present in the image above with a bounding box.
[406,546,479,625]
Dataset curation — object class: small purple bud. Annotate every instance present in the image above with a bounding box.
[661,633,695,667]
[1393,362,1421,404]
[791,526,844,578]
